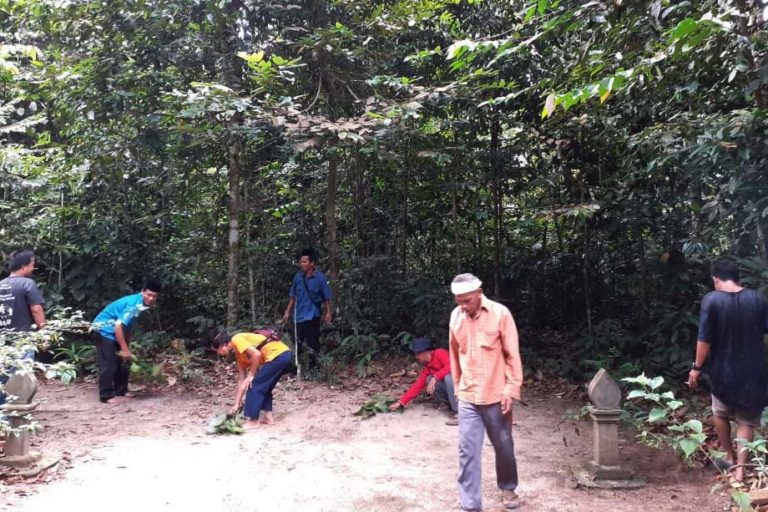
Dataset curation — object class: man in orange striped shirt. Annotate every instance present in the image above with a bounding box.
[449,273,523,511]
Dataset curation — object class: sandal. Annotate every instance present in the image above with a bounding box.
[501,490,521,510]
[712,458,733,473]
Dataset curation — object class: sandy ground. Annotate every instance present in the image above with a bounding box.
[0,368,729,512]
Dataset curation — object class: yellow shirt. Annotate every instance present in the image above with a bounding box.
[231,333,291,369]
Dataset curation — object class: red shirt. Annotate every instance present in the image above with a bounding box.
[399,348,451,406]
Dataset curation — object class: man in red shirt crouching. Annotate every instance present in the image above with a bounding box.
[389,337,459,425]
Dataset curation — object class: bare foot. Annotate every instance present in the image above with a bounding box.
[260,412,275,425]
[243,420,262,430]
[121,392,136,398]
[104,396,129,405]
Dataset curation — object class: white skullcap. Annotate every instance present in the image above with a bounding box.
[451,274,482,295]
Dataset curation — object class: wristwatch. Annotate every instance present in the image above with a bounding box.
[691,362,702,371]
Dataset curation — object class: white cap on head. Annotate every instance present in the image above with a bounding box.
[451,273,482,295]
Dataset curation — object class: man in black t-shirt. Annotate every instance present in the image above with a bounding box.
[0,250,46,333]
[0,249,46,407]
[688,260,768,481]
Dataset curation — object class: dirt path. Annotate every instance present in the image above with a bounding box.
[1,373,728,511]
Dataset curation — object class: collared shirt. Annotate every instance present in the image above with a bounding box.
[449,295,523,404]
[231,333,290,369]
[399,348,452,406]
[289,270,332,322]
[93,293,148,342]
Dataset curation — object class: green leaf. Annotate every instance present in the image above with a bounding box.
[648,376,664,390]
[668,18,698,41]
[731,490,751,512]
[524,5,536,23]
[537,0,548,15]
[626,389,646,399]
[679,437,700,458]
[648,407,667,423]
[683,419,703,434]
[667,400,684,411]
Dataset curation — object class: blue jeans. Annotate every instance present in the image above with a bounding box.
[243,351,292,420]
[427,374,459,413]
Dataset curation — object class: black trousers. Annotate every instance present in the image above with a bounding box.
[296,317,321,354]
[94,334,129,402]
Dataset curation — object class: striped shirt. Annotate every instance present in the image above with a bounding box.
[449,295,523,404]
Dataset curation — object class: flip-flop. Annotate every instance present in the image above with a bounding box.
[712,458,733,472]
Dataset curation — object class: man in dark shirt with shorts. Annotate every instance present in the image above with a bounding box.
[688,260,768,481]
[0,249,46,406]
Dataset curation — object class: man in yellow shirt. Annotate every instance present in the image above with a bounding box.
[212,330,292,429]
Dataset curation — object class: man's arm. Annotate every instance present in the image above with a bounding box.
[114,322,132,359]
[499,309,523,415]
[30,304,45,329]
[282,297,296,323]
[448,313,462,393]
[231,366,247,414]
[26,281,45,329]
[434,349,451,381]
[687,340,711,389]
[241,347,263,391]
[322,299,332,324]
[391,367,430,410]
[321,276,332,323]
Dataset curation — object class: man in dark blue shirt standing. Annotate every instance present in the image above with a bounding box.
[282,248,332,368]
[688,260,768,481]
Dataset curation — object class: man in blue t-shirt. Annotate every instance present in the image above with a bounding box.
[282,248,332,367]
[688,260,768,481]
[92,279,161,404]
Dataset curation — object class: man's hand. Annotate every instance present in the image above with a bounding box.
[118,349,133,360]
[388,401,403,412]
[687,369,701,389]
[229,405,240,416]
[501,396,515,417]
[282,311,290,324]
[323,310,332,324]
[426,378,437,396]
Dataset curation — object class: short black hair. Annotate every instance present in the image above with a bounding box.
[211,331,232,349]
[711,259,740,283]
[8,250,35,272]
[299,248,317,263]
[143,278,162,293]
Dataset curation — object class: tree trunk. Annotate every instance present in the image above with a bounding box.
[490,115,503,297]
[225,136,243,328]
[218,0,245,329]
[758,220,768,263]
[451,155,461,274]
[582,221,592,333]
[401,144,410,270]
[325,153,340,299]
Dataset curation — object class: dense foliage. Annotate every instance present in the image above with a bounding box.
[1,0,767,382]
